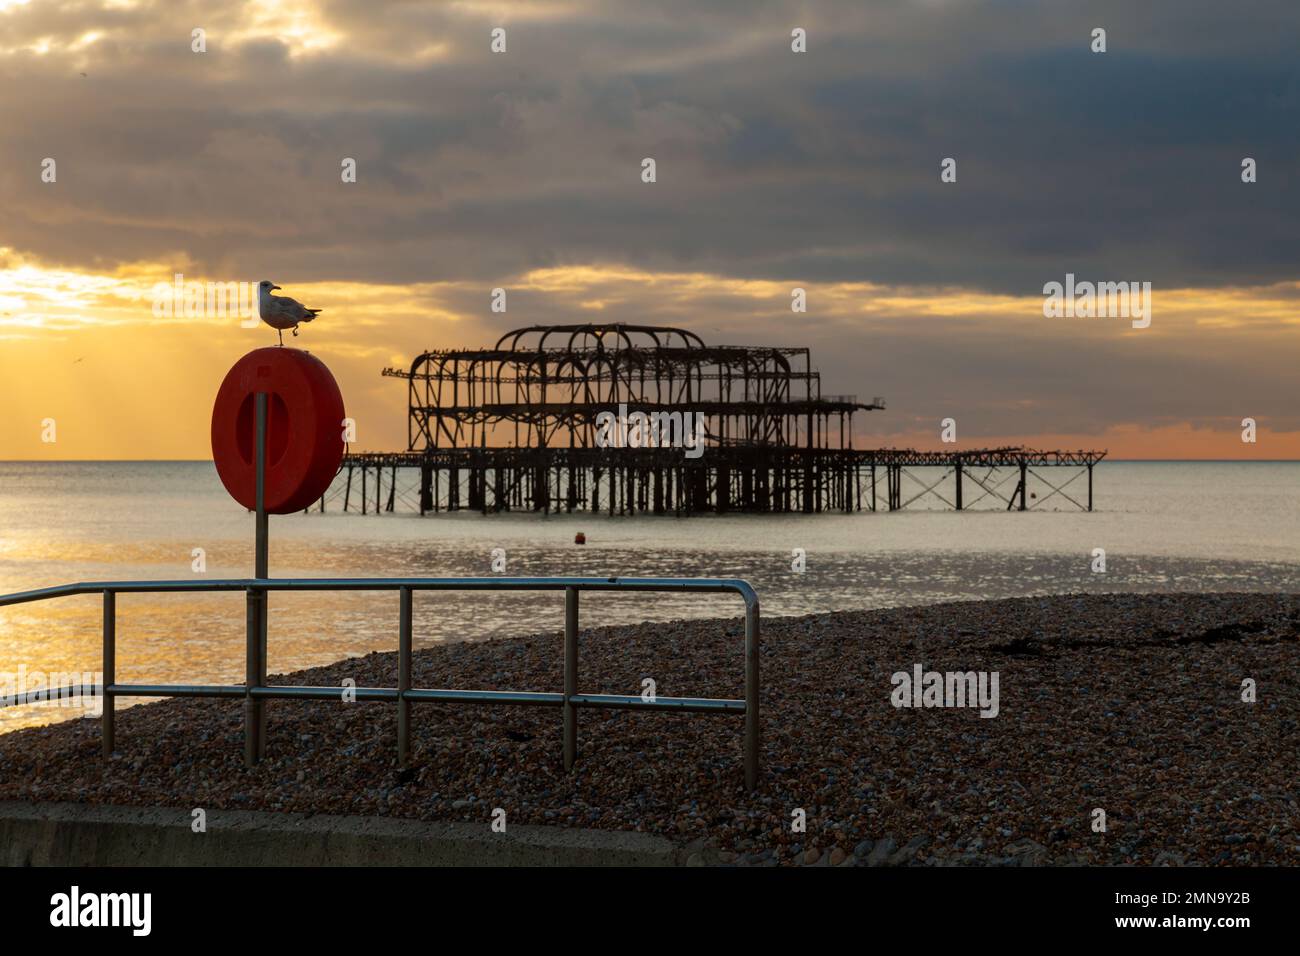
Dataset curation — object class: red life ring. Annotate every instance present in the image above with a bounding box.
[210,348,346,513]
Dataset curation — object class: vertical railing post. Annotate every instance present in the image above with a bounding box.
[398,586,412,767]
[744,597,760,791]
[245,391,269,766]
[244,586,261,767]
[102,589,115,756]
[255,393,269,758]
[563,586,578,771]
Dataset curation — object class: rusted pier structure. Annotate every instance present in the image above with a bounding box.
[323,323,1105,515]
[326,446,1105,514]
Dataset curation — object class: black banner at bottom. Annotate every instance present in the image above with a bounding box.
[0,864,1282,941]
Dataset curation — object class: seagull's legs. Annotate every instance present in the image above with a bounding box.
[277,329,283,346]
[292,325,299,337]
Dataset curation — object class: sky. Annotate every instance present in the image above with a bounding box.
[0,0,1297,460]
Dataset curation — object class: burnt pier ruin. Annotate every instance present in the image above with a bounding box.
[327,323,1105,515]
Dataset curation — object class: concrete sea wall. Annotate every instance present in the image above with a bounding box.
[0,801,680,867]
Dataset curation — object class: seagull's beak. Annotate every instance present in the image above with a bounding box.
[271,285,281,291]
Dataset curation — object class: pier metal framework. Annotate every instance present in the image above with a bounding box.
[329,323,1105,515]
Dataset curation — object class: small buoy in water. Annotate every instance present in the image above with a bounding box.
[574,532,586,545]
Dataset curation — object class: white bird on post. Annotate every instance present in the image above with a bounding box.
[257,280,321,346]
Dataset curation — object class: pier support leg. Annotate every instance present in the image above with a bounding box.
[419,461,432,514]
[887,464,902,510]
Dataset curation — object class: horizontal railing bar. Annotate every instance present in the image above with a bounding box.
[404,689,564,707]
[570,694,745,713]
[252,685,398,702]
[2,685,748,714]
[0,576,757,609]
[108,683,246,699]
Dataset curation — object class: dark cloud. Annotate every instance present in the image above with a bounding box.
[2,0,1296,293]
[1,0,1297,452]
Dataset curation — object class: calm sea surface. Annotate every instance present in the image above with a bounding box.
[2,460,1297,730]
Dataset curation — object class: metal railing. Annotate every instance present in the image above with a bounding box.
[0,576,761,789]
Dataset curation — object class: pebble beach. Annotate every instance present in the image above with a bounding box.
[2,592,1297,866]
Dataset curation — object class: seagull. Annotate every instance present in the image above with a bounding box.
[257,280,321,346]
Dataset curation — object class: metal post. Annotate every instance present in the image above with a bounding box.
[246,391,269,765]
[744,598,760,791]
[1087,462,1094,512]
[244,586,260,767]
[563,587,578,770]
[398,586,412,767]
[102,590,115,756]
[419,460,432,515]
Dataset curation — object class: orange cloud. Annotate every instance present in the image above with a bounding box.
[1,255,1297,459]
